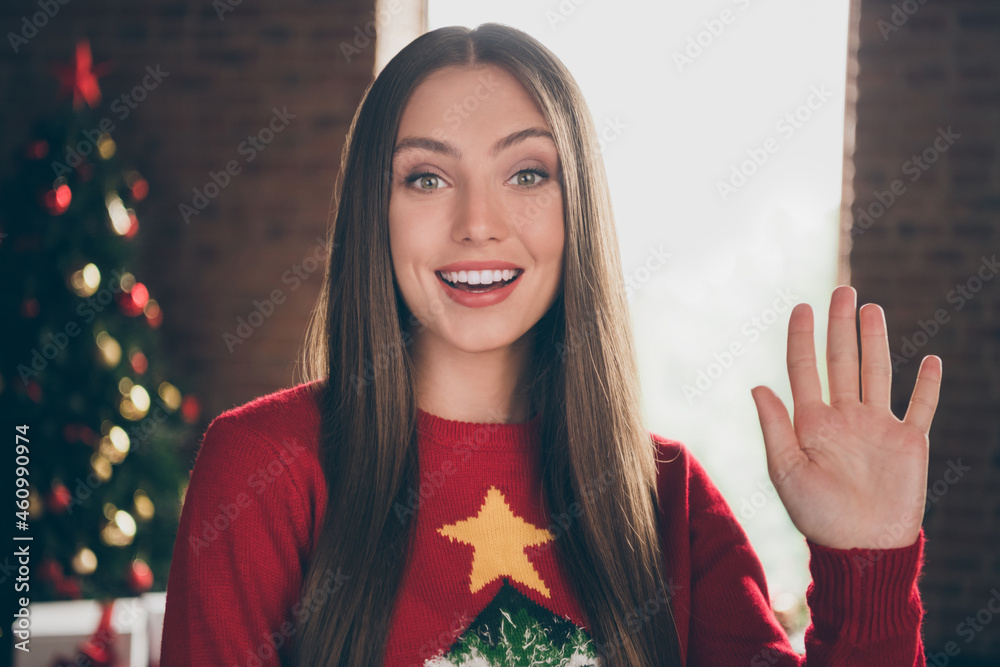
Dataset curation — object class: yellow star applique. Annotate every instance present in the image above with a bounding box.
[437,486,555,598]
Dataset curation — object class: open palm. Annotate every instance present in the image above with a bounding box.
[750,285,943,550]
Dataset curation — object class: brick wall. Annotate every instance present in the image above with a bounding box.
[843,0,1000,661]
[0,0,381,432]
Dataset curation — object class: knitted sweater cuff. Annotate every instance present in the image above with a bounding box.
[805,527,926,643]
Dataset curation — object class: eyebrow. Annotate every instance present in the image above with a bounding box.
[392,127,556,160]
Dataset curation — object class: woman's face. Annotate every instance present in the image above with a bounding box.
[389,64,564,355]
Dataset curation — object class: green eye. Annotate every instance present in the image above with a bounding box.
[509,168,550,189]
[405,171,444,191]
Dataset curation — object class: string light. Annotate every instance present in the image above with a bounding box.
[115,510,136,537]
[106,193,131,235]
[158,382,181,411]
[71,547,97,575]
[90,453,112,482]
[71,263,101,297]
[96,133,116,159]
[134,489,155,520]
[144,298,163,326]
[96,331,121,367]
[98,425,130,464]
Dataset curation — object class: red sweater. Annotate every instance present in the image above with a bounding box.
[160,380,926,666]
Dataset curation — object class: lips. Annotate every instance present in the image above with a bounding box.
[433,265,523,308]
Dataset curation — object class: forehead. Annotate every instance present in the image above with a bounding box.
[395,64,550,139]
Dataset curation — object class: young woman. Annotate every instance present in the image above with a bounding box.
[160,23,942,667]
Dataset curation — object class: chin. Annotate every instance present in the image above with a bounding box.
[451,329,525,354]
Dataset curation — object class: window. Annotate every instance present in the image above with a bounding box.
[426,0,851,649]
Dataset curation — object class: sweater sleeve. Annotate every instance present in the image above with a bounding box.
[160,416,315,667]
[684,451,926,666]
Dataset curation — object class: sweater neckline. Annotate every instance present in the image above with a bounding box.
[416,407,542,452]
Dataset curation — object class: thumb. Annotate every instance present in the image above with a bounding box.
[750,385,802,486]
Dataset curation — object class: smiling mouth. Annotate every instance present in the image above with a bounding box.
[436,269,523,293]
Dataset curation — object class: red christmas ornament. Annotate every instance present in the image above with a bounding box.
[37,559,83,600]
[51,39,112,111]
[130,282,149,308]
[181,395,202,423]
[144,300,163,328]
[123,210,139,237]
[26,139,49,159]
[47,482,73,514]
[21,298,40,318]
[115,289,143,317]
[62,423,97,445]
[43,183,72,215]
[76,161,95,182]
[79,424,98,447]
[54,576,82,599]
[128,175,149,201]
[38,558,63,583]
[129,350,148,375]
[126,558,153,593]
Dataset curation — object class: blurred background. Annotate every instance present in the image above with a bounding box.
[0,0,997,664]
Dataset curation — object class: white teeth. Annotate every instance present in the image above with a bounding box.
[438,268,522,286]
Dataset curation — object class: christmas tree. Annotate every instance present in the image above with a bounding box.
[0,39,200,605]
[429,578,600,666]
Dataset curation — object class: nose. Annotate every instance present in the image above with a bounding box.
[452,174,508,244]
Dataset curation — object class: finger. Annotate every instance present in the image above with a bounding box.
[827,285,860,406]
[903,355,943,433]
[751,385,806,486]
[787,303,824,411]
[859,303,892,410]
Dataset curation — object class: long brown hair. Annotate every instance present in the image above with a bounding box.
[290,23,683,667]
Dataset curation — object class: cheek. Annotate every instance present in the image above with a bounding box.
[388,211,435,292]
[510,188,561,234]
[518,196,564,262]
[388,197,420,262]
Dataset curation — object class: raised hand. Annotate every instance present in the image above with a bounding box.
[749,285,943,550]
